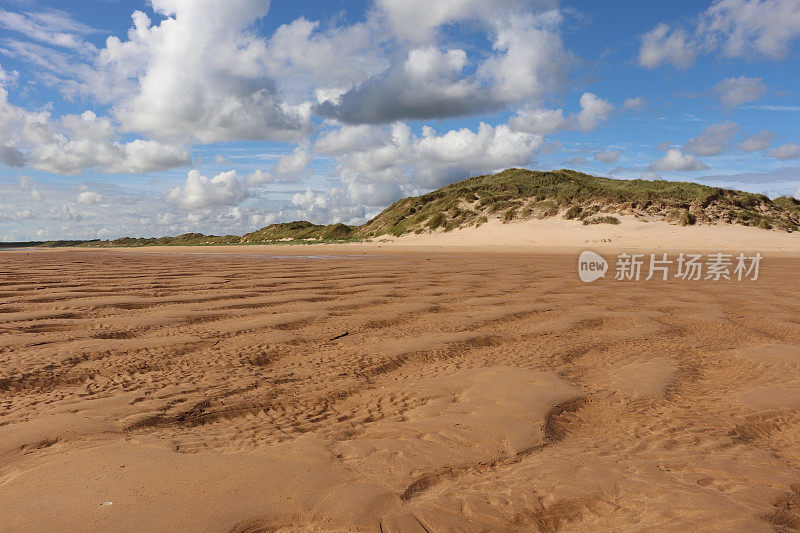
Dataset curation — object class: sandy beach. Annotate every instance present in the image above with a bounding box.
[4,0,800,529]
[1,234,799,531]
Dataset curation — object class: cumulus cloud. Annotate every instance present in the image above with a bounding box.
[714,76,766,107]
[594,150,622,164]
[164,170,250,209]
[91,0,311,143]
[0,90,190,174]
[769,143,800,160]
[639,0,800,68]
[317,46,489,124]
[292,187,328,210]
[316,120,542,209]
[740,130,773,152]
[314,125,391,155]
[575,93,615,132]
[649,149,709,172]
[477,11,571,105]
[264,17,387,104]
[273,145,311,179]
[698,0,800,59]
[77,190,102,205]
[414,123,541,174]
[318,6,570,123]
[243,169,273,186]
[684,121,739,156]
[510,92,614,134]
[639,24,696,69]
[507,108,566,135]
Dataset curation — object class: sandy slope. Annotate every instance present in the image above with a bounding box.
[0,248,799,531]
[380,216,800,253]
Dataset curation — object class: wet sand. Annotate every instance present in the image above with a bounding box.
[1,248,799,531]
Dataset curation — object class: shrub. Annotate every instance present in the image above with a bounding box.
[426,213,446,230]
[564,205,582,220]
[583,216,620,225]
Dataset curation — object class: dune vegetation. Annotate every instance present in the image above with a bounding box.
[355,168,800,237]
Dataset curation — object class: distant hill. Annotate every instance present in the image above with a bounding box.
[6,169,798,248]
[241,221,355,242]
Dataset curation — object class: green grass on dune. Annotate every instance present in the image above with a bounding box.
[354,168,800,236]
[241,221,355,242]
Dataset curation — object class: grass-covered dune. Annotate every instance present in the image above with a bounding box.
[354,168,800,237]
[241,221,355,242]
[6,169,799,247]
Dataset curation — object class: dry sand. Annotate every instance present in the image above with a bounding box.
[1,231,799,531]
[379,216,800,253]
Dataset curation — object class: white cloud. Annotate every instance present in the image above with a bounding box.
[640,0,800,68]
[326,120,543,206]
[164,170,250,209]
[317,46,486,124]
[91,1,311,143]
[698,0,800,59]
[376,0,558,43]
[77,191,102,205]
[769,143,800,160]
[575,93,615,132]
[0,63,18,87]
[684,121,739,156]
[292,187,328,210]
[714,76,766,107]
[649,149,710,172]
[415,123,542,172]
[508,108,567,135]
[318,6,570,123]
[740,130,773,152]
[18,175,43,200]
[314,125,390,155]
[0,90,190,174]
[594,150,622,164]
[264,17,387,104]
[244,169,273,186]
[638,24,696,69]
[510,92,614,134]
[273,145,311,179]
[477,11,570,105]
[622,97,645,112]
[0,7,98,55]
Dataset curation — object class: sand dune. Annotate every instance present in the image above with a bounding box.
[1,248,799,531]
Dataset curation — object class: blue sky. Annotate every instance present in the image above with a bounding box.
[1,0,799,240]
